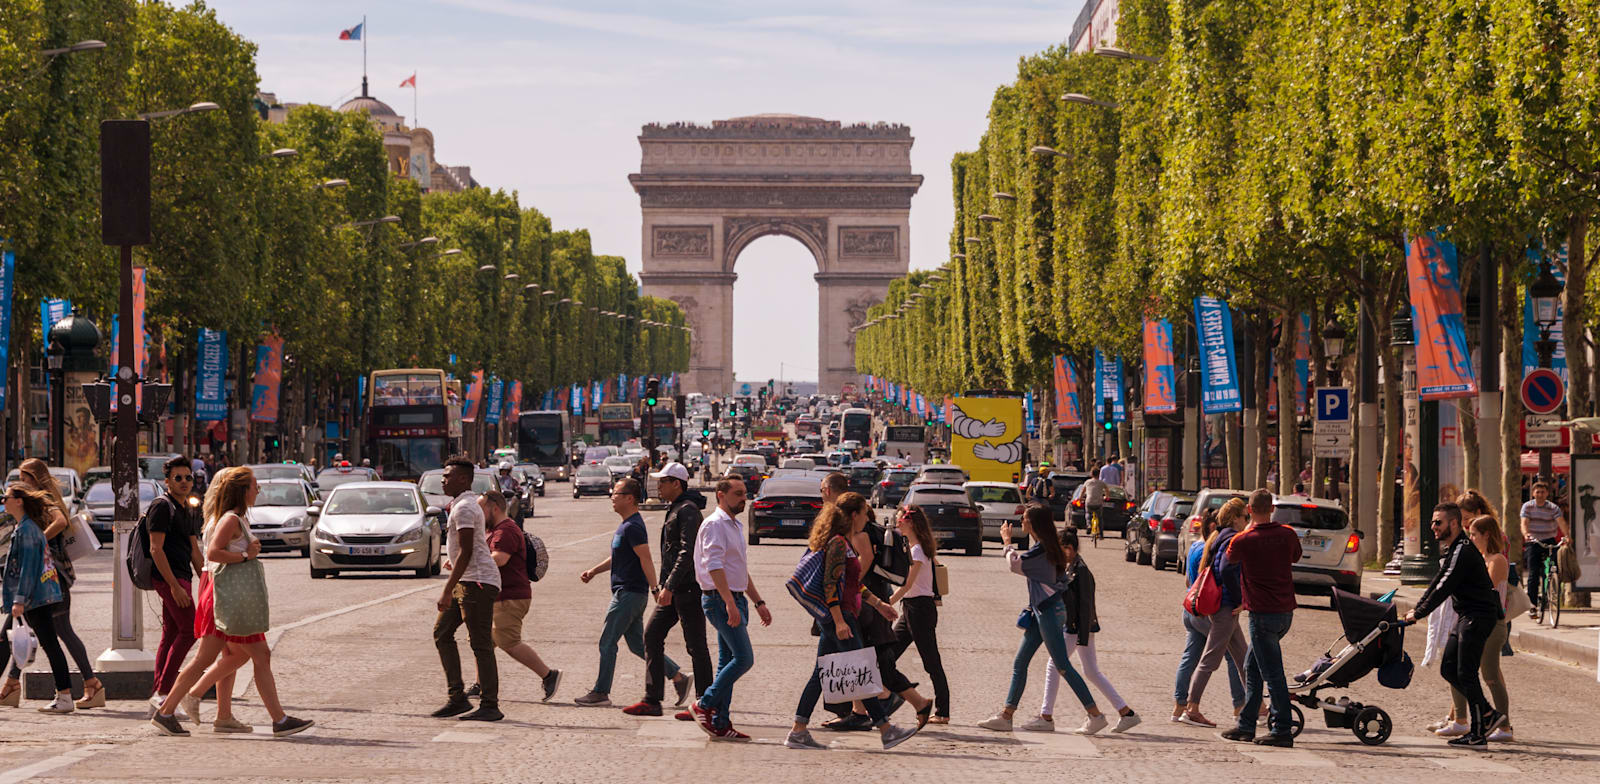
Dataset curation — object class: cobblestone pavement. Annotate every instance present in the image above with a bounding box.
[3,493,1598,783]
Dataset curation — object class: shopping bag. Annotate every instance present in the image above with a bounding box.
[9,618,36,672]
[818,646,882,703]
[62,513,101,562]
[1503,584,1532,621]
[212,558,271,636]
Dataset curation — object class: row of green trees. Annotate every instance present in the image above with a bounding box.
[2,1,689,449]
[857,0,1599,555]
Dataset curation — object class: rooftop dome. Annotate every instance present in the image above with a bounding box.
[339,94,398,118]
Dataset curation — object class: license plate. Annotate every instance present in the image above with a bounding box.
[935,530,953,540]
[349,545,386,556]
[1303,535,1328,548]
[781,519,807,527]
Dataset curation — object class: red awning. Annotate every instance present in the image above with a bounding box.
[1520,451,1570,474]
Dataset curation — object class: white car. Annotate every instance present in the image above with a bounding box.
[573,463,614,497]
[248,479,318,557]
[782,457,816,470]
[603,455,637,480]
[308,482,442,579]
[1274,494,1364,599]
[964,481,1026,543]
[914,465,969,486]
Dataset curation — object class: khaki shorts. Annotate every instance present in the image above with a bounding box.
[492,598,531,649]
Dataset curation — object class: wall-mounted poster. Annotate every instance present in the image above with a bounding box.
[1568,455,1600,590]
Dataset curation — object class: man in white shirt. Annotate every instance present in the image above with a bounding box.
[1098,459,1122,488]
[433,458,503,722]
[689,475,773,740]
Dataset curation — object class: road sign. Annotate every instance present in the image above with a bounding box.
[1525,414,1563,448]
[740,382,751,396]
[1312,432,1351,458]
[1314,387,1352,436]
[1521,368,1565,415]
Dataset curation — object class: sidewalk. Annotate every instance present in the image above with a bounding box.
[1364,573,1600,675]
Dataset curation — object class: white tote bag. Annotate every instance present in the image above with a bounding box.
[9,618,36,672]
[61,513,101,563]
[818,646,883,703]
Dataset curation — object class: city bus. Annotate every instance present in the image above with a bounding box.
[841,407,873,447]
[882,424,927,464]
[598,402,637,446]
[365,368,458,481]
[517,409,571,481]
[641,401,677,451]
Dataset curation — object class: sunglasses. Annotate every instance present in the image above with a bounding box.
[1429,518,1447,526]
[171,474,194,482]
[7,489,26,499]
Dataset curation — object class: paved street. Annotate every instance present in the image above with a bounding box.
[2,490,1598,783]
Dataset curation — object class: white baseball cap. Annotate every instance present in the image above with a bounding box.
[651,461,691,482]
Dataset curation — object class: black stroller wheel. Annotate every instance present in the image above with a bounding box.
[1288,704,1305,737]
[1352,707,1392,745]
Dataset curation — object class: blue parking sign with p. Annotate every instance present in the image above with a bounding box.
[1317,388,1350,423]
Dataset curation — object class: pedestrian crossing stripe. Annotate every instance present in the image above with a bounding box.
[635,719,708,749]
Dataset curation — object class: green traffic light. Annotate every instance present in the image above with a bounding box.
[646,397,657,407]
[1104,421,1114,431]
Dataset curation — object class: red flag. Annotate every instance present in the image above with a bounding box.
[399,72,416,88]
[338,22,363,40]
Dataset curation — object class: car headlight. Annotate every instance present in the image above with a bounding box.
[396,527,424,544]
[287,516,308,531]
[314,527,341,544]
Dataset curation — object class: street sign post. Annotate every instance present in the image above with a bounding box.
[1521,368,1565,415]
[1313,387,1353,460]
[1525,414,1563,448]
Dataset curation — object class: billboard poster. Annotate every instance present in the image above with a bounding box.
[507,380,522,421]
[1142,319,1178,414]
[1024,392,1035,435]
[1295,312,1311,415]
[1193,296,1242,413]
[1405,232,1477,400]
[194,329,228,421]
[63,370,98,477]
[248,335,284,423]
[542,388,554,411]
[1053,355,1082,428]
[1094,349,1126,423]
[950,396,1026,483]
[1569,457,1600,590]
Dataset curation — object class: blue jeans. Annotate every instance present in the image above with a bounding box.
[797,613,888,725]
[595,588,679,694]
[1175,610,1245,706]
[1005,596,1095,710]
[698,592,753,729]
[1235,611,1294,736]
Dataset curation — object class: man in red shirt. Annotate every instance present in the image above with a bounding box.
[480,491,561,702]
[1219,489,1302,747]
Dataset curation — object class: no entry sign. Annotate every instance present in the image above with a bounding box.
[1521,368,1565,415]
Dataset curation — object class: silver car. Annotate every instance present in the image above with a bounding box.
[247,479,318,557]
[573,463,614,498]
[964,481,1025,543]
[308,482,441,579]
[79,478,163,542]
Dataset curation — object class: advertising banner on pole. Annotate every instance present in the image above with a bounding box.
[1523,244,1568,381]
[1142,319,1178,414]
[249,335,284,423]
[485,378,503,425]
[507,380,522,421]
[195,329,228,421]
[1405,232,1477,400]
[1193,296,1242,413]
[1094,350,1126,423]
[1053,356,1082,428]
[463,370,484,422]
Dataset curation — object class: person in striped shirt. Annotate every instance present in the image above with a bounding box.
[1518,481,1568,619]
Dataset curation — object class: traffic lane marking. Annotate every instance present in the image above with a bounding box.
[0,745,116,784]
[1239,747,1337,766]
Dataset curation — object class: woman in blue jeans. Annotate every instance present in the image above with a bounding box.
[980,504,1107,732]
[786,493,922,750]
[1173,508,1244,723]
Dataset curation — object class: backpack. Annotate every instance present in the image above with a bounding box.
[786,541,837,623]
[126,497,167,591]
[523,532,549,582]
[866,521,911,587]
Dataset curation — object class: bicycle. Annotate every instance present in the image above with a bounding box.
[1089,505,1103,547]
[1530,538,1564,629]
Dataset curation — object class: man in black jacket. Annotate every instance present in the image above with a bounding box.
[625,462,710,717]
[1405,502,1507,746]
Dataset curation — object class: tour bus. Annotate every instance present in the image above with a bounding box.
[365,368,458,481]
[881,424,927,464]
[517,410,571,482]
[598,402,637,446]
[841,407,873,448]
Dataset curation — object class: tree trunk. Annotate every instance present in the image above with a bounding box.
[1276,311,1300,495]
[1567,213,1591,433]
[1378,321,1403,561]
[1253,317,1275,488]
[1227,411,1244,489]
[1500,251,1525,560]
[1459,398,1478,495]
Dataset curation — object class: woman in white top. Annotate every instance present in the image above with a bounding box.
[1460,516,1513,741]
[886,506,949,723]
[151,467,313,738]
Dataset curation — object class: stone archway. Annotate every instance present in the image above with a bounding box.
[630,114,923,396]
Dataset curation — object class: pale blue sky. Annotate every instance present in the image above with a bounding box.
[207,0,1078,382]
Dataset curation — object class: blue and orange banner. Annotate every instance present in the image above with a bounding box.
[249,334,284,422]
[1523,244,1567,381]
[1095,349,1126,423]
[1053,355,1082,428]
[1142,319,1178,414]
[507,381,522,421]
[463,370,484,422]
[195,329,228,421]
[1405,233,1477,400]
[1193,296,1242,414]
[485,378,503,425]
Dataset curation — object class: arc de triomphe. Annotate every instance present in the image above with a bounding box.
[630,114,922,396]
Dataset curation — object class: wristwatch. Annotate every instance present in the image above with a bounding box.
[755,600,766,608]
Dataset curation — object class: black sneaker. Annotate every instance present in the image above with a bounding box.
[459,706,504,722]
[1448,733,1488,747]
[465,683,481,698]
[272,716,315,737]
[541,670,562,702]
[673,673,692,707]
[1219,728,1255,743]
[1254,734,1294,748]
[430,697,473,718]
[884,693,906,716]
[150,712,190,737]
[822,713,874,732]
[1481,708,1508,735]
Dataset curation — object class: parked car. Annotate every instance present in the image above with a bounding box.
[1066,484,1138,534]
[1275,494,1364,598]
[308,482,442,579]
[913,465,969,487]
[872,467,918,508]
[1046,472,1092,521]
[900,484,983,556]
[603,455,637,481]
[746,478,825,545]
[138,453,187,481]
[1175,489,1249,573]
[79,478,163,542]
[572,464,614,498]
[1124,490,1195,569]
[6,465,85,519]
[964,481,1027,545]
[247,478,318,556]
[843,461,881,497]
[315,465,381,494]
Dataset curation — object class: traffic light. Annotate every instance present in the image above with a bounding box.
[675,394,687,419]
[1103,420,1115,431]
[701,426,712,437]
[645,377,659,408]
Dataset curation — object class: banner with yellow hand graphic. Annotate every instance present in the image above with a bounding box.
[950,396,1025,483]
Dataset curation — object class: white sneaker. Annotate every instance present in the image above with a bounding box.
[37,692,74,714]
[977,713,1014,732]
[1425,718,1451,732]
[1113,712,1142,733]
[1075,714,1110,735]
[1017,715,1056,732]
[1487,727,1515,742]
[1434,721,1470,737]
[180,695,200,724]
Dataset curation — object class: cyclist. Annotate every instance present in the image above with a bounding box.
[497,461,523,519]
[1518,480,1568,622]
[1027,462,1054,505]
[1081,472,1108,541]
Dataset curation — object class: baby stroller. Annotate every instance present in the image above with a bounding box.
[1283,588,1414,745]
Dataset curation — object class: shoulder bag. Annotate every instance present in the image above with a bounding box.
[1182,564,1222,617]
[212,527,270,636]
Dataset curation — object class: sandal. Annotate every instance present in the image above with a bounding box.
[75,681,106,709]
[0,681,19,708]
[915,701,933,729]
[926,715,950,725]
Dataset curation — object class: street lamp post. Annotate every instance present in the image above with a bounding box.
[1530,261,1564,483]
[46,339,64,466]
[1320,318,1347,499]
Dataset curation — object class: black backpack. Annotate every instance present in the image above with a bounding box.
[126,496,169,591]
[523,531,549,582]
[866,519,912,587]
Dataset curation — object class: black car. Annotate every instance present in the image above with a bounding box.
[844,462,881,497]
[1125,490,1195,570]
[1067,485,1138,534]
[1046,472,1092,521]
[901,485,983,556]
[748,478,824,545]
[872,467,917,508]
[728,462,768,496]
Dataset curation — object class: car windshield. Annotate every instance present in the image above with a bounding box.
[251,465,303,481]
[324,488,419,515]
[848,467,879,481]
[417,473,494,495]
[888,471,916,483]
[1272,505,1349,531]
[584,448,611,462]
[86,481,158,504]
[968,486,1020,504]
[733,455,765,465]
[577,466,611,479]
[604,457,635,470]
[911,489,966,503]
[254,483,308,507]
[317,470,373,491]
